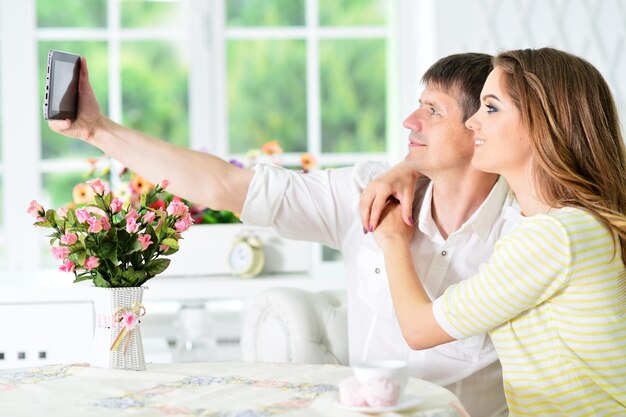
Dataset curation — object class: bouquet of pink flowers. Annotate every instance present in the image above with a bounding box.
[27,178,192,287]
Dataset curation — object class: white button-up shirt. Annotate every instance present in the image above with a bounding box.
[241,161,521,417]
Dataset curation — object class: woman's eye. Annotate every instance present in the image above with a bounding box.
[485,104,497,113]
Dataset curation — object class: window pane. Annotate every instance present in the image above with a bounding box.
[228,40,306,153]
[227,0,305,26]
[42,171,89,212]
[319,0,387,26]
[37,0,107,28]
[39,41,109,159]
[121,0,183,28]
[320,39,386,153]
[121,41,189,148]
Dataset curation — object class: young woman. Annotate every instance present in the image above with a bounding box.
[364,48,626,416]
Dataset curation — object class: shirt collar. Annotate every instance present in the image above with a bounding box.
[417,176,510,243]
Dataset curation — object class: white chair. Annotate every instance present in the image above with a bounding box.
[241,287,348,365]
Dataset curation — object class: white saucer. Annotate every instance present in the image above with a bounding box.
[335,394,423,413]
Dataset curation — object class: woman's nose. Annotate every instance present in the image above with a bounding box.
[465,112,479,131]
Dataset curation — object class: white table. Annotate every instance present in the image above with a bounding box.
[0,361,468,416]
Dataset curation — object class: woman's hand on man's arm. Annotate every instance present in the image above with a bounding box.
[359,161,423,232]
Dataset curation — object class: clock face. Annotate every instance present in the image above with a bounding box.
[229,242,255,274]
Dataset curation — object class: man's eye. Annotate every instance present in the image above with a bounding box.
[430,108,440,115]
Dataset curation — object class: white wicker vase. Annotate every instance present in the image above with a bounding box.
[90,286,147,371]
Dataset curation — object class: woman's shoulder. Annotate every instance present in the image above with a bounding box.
[529,207,611,242]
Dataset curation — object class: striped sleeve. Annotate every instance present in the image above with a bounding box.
[433,214,572,339]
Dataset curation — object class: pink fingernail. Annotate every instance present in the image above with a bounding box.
[409,216,414,225]
[368,224,374,233]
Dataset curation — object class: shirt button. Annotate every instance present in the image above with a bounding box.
[374,268,381,274]
[441,250,447,256]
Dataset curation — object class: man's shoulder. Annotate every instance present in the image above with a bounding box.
[352,161,392,189]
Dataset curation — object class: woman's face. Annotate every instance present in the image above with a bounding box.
[465,67,532,177]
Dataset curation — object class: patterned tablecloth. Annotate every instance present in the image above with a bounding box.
[0,361,469,417]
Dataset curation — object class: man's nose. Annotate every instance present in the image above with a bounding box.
[403,112,422,131]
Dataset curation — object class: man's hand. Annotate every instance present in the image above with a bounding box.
[47,56,105,142]
[360,161,422,232]
[372,201,415,250]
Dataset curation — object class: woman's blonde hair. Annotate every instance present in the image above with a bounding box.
[494,47,626,262]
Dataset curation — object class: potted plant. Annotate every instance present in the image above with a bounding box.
[27,178,192,370]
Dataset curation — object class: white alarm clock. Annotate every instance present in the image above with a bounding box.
[228,234,265,278]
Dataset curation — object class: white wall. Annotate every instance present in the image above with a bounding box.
[398,0,626,131]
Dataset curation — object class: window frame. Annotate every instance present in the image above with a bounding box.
[0,0,421,275]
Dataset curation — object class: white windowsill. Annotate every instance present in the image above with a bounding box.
[0,262,346,304]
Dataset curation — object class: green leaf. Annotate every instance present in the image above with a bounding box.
[67,209,78,225]
[144,258,171,276]
[97,240,118,264]
[164,247,179,255]
[121,268,147,287]
[45,209,58,226]
[161,238,179,250]
[72,274,93,283]
[93,272,111,288]
[92,195,107,211]
[103,192,113,207]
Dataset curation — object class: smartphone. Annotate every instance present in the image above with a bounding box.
[43,50,81,121]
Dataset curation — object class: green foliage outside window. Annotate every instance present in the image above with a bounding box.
[320,39,386,153]
[121,41,189,149]
[228,40,307,153]
[227,0,305,26]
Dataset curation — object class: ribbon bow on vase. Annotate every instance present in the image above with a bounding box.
[110,303,146,354]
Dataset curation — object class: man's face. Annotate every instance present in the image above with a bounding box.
[403,84,475,177]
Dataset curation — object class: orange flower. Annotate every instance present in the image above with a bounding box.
[130,175,154,195]
[300,153,317,171]
[72,183,94,205]
[261,140,283,156]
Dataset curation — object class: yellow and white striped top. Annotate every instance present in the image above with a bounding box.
[433,207,626,416]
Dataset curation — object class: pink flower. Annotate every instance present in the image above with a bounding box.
[86,178,108,195]
[125,209,140,221]
[101,216,111,231]
[110,197,123,214]
[137,233,153,250]
[121,312,139,330]
[142,211,156,225]
[75,208,90,223]
[60,233,78,245]
[159,244,169,252]
[126,217,140,233]
[174,214,194,232]
[166,200,189,217]
[87,216,103,233]
[59,259,75,273]
[158,178,170,191]
[51,246,70,260]
[57,207,68,218]
[83,256,100,271]
[26,200,44,217]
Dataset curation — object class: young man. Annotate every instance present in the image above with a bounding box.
[50,53,516,417]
